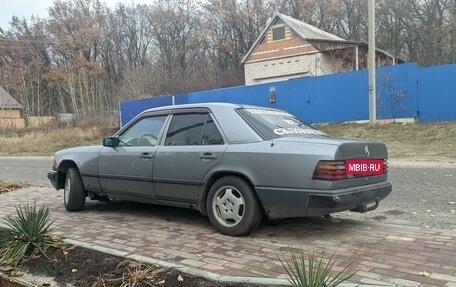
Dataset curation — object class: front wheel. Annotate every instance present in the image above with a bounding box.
[206,176,262,236]
[64,168,86,211]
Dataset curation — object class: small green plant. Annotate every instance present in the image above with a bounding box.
[0,204,60,266]
[277,247,358,287]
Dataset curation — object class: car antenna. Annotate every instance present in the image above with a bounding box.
[271,114,280,147]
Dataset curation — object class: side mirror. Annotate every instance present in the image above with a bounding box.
[103,137,120,147]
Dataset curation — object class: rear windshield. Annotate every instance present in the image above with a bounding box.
[237,108,326,140]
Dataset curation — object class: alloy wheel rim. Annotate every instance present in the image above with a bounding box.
[212,185,245,227]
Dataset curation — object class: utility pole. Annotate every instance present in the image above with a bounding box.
[368,0,376,125]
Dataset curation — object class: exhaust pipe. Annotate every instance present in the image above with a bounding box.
[351,199,380,213]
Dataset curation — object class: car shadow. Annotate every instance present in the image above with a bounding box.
[78,199,363,240]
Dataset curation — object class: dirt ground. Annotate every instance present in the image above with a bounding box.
[0,181,31,194]
[13,244,252,287]
[0,238,260,287]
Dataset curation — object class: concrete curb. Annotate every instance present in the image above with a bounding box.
[65,238,291,286]
[64,238,394,287]
[0,271,37,287]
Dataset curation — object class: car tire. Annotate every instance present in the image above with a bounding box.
[64,167,86,211]
[206,176,262,236]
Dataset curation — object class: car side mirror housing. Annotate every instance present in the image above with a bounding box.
[103,137,120,147]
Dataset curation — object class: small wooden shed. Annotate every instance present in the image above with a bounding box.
[0,86,25,129]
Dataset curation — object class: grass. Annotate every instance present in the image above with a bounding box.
[0,117,455,161]
[0,116,117,156]
[318,122,456,161]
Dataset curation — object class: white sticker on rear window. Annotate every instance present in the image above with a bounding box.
[283,119,299,125]
[246,108,290,116]
[273,127,326,136]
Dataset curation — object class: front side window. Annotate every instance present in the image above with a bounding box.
[237,108,326,140]
[118,116,167,146]
[165,113,224,146]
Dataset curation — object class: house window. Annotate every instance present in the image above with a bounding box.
[272,26,285,41]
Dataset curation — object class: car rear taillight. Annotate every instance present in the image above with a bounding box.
[384,159,388,174]
[312,160,347,181]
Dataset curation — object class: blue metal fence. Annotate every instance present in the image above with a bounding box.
[376,63,419,120]
[288,70,369,123]
[419,64,456,122]
[119,94,188,127]
[119,62,456,125]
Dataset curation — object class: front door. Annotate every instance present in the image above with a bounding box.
[98,115,168,200]
[153,112,227,203]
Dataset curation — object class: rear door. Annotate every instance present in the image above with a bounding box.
[153,111,227,203]
[98,114,168,200]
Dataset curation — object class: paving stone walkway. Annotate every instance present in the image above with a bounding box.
[0,188,455,287]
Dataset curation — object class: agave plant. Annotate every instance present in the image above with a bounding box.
[0,204,60,266]
[277,247,358,287]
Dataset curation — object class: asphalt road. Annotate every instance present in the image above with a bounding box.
[0,156,52,187]
[0,157,455,230]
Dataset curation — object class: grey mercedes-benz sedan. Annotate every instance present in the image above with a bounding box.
[48,103,392,236]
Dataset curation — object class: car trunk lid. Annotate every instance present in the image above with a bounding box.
[276,137,389,189]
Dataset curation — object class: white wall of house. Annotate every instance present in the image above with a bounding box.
[244,52,335,85]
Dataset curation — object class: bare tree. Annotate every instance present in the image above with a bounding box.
[407,0,453,65]
[335,0,368,41]
[200,0,272,88]
[46,0,107,114]
[1,0,456,118]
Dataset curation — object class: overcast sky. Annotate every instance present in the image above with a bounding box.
[0,0,151,31]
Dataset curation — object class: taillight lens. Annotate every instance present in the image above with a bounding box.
[312,160,347,181]
[384,159,388,174]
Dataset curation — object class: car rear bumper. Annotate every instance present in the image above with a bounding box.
[255,181,392,219]
[47,170,62,190]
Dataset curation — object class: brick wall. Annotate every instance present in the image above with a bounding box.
[244,53,335,85]
[246,28,318,64]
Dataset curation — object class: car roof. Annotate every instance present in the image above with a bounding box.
[142,102,280,114]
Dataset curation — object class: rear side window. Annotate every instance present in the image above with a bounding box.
[202,116,224,145]
[165,113,224,146]
[237,108,326,140]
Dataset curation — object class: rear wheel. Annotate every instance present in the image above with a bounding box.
[64,168,86,211]
[206,176,262,236]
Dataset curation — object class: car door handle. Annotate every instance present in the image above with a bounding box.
[200,152,217,160]
[139,152,154,159]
